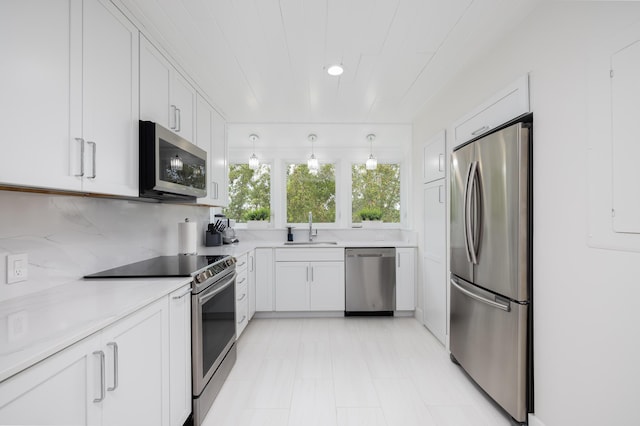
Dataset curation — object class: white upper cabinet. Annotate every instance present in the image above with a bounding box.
[0,0,138,196]
[140,35,196,143]
[423,131,446,183]
[81,0,139,196]
[453,74,529,147]
[1,0,82,191]
[196,94,228,206]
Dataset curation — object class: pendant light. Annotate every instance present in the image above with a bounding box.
[366,134,377,170]
[307,134,319,175]
[248,134,259,170]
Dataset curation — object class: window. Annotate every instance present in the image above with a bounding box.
[286,164,336,223]
[223,164,271,223]
[352,164,401,223]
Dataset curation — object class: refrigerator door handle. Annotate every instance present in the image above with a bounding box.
[465,161,479,264]
[470,161,481,264]
[450,278,510,312]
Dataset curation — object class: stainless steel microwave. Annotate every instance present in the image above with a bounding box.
[139,121,207,201]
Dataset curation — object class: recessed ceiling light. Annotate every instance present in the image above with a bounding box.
[327,64,344,76]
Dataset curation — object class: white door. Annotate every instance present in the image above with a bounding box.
[81,0,138,196]
[196,95,214,204]
[172,73,196,143]
[248,251,256,319]
[211,109,228,206]
[423,131,446,183]
[309,261,345,311]
[0,0,82,191]
[101,299,169,426]
[255,248,274,312]
[423,181,447,344]
[139,35,171,128]
[275,262,309,311]
[395,248,416,310]
[0,333,101,425]
[168,285,192,426]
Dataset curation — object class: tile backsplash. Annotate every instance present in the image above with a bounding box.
[0,190,210,302]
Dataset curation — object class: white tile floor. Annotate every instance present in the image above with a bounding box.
[202,317,513,426]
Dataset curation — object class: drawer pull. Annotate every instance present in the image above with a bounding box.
[471,125,489,136]
[237,315,246,324]
[237,293,247,302]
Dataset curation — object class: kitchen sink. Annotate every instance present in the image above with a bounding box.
[283,241,339,245]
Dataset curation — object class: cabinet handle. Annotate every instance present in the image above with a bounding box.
[311,266,314,282]
[93,350,105,403]
[306,266,309,282]
[107,342,118,392]
[438,185,444,204]
[75,138,85,177]
[87,141,97,179]
[471,125,489,136]
[170,105,177,129]
[172,287,192,299]
[237,314,246,324]
[237,261,246,267]
[176,108,181,132]
[250,255,254,272]
[215,182,219,199]
[438,153,444,172]
[237,293,246,302]
[238,277,246,284]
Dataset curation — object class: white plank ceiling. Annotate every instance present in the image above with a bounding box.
[116,0,539,123]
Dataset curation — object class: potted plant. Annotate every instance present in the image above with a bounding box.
[357,207,383,227]
[244,207,270,228]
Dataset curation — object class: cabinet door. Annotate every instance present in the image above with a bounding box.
[101,298,169,426]
[139,34,171,128]
[275,262,309,311]
[423,131,446,183]
[168,285,192,426]
[309,261,345,311]
[81,0,138,196]
[423,181,447,344]
[236,268,249,337]
[395,248,416,310]
[248,251,256,319]
[255,248,274,312]
[196,94,214,204]
[0,333,101,425]
[211,109,229,206]
[0,0,83,191]
[172,72,196,143]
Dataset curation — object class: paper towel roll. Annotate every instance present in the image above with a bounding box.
[178,219,197,255]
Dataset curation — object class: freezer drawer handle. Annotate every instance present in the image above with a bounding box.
[450,279,510,312]
[356,253,384,257]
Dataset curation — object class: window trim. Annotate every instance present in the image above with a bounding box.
[225,162,274,228]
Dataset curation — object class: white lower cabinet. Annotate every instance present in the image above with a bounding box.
[168,285,192,426]
[0,333,102,425]
[247,250,256,320]
[235,254,249,337]
[395,248,416,310]
[0,294,189,426]
[255,248,275,312]
[274,248,345,312]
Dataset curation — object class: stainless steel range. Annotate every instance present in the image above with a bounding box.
[85,254,237,425]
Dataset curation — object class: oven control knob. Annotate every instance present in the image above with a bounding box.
[206,269,213,278]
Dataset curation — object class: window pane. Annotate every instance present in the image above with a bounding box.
[224,164,271,223]
[287,164,336,223]
[352,164,400,223]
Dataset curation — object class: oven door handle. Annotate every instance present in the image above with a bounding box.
[198,272,237,305]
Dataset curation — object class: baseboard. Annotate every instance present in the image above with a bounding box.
[527,414,546,426]
[253,311,345,319]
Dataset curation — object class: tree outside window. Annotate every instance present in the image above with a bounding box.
[286,164,336,223]
[352,164,400,223]
[223,164,271,223]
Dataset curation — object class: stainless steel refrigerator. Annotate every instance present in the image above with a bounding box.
[449,114,533,424]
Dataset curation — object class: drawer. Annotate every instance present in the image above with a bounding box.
[235,253,248,271]
[236,299,248,337]
[275,248,344,262]
[236,268,248,290]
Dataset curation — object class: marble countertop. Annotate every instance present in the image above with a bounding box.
[199,240,417,257]
[0,276,190,383]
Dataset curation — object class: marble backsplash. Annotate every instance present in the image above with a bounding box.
[236,227,417,244]
[0,190,211,302]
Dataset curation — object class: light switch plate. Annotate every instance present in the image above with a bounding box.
[7,253,28,284]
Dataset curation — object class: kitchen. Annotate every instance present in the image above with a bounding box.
[1,1,640,426]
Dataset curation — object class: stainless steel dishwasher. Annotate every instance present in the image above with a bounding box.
[345,247,396,315]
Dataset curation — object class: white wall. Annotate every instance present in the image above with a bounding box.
[0,190,210,302]
[412,3,640,425]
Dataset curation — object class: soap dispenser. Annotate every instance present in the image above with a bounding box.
[287,226,294,242]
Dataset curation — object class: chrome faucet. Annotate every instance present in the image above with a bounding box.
[308,211,318,241]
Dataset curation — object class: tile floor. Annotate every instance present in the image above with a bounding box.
[202,317,513,426]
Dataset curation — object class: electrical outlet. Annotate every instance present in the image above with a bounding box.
[7,253,28,284]
[7,310,28,342]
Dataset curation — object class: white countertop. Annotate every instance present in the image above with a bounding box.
[0,277,190,383]
[199,240,417,257]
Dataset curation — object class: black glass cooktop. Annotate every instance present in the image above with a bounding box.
[84,255,228,279]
